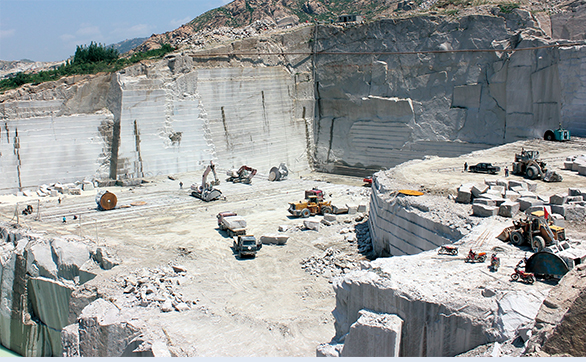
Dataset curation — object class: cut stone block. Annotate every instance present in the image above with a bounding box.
[551,204,566,217]
[471,184,489,198]
[473,204,499,217]
[303,218,320,231]
[50,190,59,197]
[551,214,565,227]
[484,179,497,186]
[346,205,358,214]
[477,194,506,205]
[473,199,496,206]
[485,189,504,198]
[508,180,527,190]
[504,190,520,201]
[518,197,544,211]
[316,343,343,357]
[564,161,574,170]
[579,164,586,176]
[511,186,526,193]
[565,205,586,221]
[496,179,508,187]
[69,188,81,195]
[499,201,520,217]
[260,234,289,245]
[340,310,403,357]
[525,205,548,215]
[567,195,584,203]
[332,204,349,214]
[550,193,568,205]
[525,180,537,192]
[323,214,337,222]
[490,185,505,195]
[456,189,472,204]
[568,188,583,197]
[357,204,367,213]
[82,182,94,191]
[518,190,537,199]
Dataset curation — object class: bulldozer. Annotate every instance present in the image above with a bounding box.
[226,165,257,184]
[288,188,332,218]
[191,161,222,202]
[500,210,565,252]
[511,149,562,182]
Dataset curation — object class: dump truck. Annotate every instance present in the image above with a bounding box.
[544,124,570,142]
[288,188,332,218]
[511,149,562,182]
[217,212,247,237]
[501,210,565,252]
[233,235,262,258]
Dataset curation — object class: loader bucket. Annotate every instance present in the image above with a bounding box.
[498,226,515,241]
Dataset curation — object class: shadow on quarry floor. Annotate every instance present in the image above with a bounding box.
[355,219,376,260]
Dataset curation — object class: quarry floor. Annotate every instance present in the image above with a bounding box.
[0,137,585,357]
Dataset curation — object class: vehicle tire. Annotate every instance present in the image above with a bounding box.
[511,273,519,281]
[238,251,242,258]
[479,255,487,263]
[301,208,310,218]
[531,236,546,253]
[321,206,332,215]
[228,229,233,237]
[527,275,536,284]
[526,166,539,180]
[452,249,458,256]
[510,231,524,246]
[544,130,555,141]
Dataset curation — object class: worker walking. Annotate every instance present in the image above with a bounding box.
[505,166,509,177]
[62,216,66,223]
[464,162,468,172]
[179,181,183,189]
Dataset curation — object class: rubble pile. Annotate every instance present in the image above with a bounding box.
[113,265,196,313]
[181,19,279,50]
[300,247,358,279]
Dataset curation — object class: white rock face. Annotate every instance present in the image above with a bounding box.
[340,309,403,357]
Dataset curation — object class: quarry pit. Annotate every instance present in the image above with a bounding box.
[1,7,586,357]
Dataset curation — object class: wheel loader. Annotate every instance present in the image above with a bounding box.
[288,188,332,218]
[501,210,565,252]
[511,149,562,182]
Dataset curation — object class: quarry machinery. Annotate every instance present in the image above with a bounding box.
[544,124,571,142]
[511,149,563,182]
[191,162,222,202]
[217,212,247,237]
[233,235,262,258]
[288,188,332,218]
[96,190,117,211]
[226,165,257,184]
[268,163,289,181]
[503,210,565,252]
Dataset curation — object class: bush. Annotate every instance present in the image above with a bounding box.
[0,42,175,92]
[498,2,519,13]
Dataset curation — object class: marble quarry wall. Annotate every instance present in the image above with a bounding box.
[0,223,117,356]
[313,13,586,175]
[1,13,585,190]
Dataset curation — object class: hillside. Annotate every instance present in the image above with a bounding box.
[135,0,575,52]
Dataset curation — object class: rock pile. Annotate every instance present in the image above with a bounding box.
[18,180,95,198]
[113,264,196,313]
[300,247,358,279]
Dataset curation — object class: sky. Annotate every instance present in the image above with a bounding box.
[0,0,230,62]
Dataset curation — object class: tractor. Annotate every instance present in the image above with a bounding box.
[288,188,332,218]
[511,149,562,182]
[501,210,565,252]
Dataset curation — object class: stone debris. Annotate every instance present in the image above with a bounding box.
[114,265,195,313]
